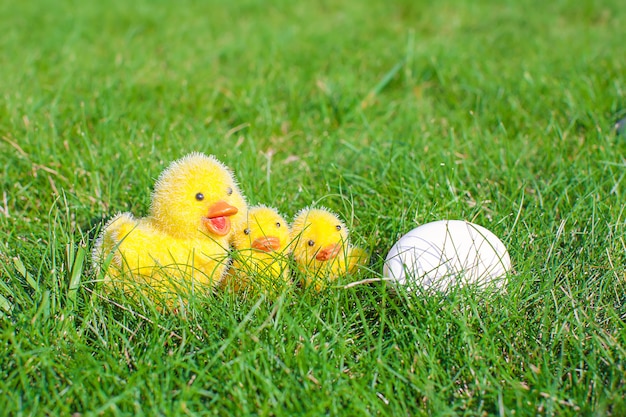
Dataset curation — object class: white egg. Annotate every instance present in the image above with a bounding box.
[383,220,511,292]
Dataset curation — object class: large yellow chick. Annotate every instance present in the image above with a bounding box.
[92,152,248,304]
[223,205,292,295]
[290,207,368,290]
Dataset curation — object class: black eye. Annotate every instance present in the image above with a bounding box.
[227,187,233,196]
[307,240,315,247]
[195,193,204,201]
[244,228,250,235]
[335,225,341,231]
[276,222,281,228]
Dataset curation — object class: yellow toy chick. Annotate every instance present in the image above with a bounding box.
[290,207,368,290]
[92,152,248,303]
[223,205,292,295]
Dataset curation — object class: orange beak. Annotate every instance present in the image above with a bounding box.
[202,201,238,236]
[251,236,281,252]
[315,243,341,261]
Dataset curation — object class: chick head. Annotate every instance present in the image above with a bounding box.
[232,205,291,254]
[150,152,247,239]
[290,207,349,268]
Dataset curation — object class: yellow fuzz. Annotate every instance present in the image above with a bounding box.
[224,205,292,296]
[92,152,248,306]
[290,207,367,290]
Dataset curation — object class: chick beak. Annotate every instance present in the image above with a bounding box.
[315,243,341,261]
[203,201,238,236]
[251,236,281,252]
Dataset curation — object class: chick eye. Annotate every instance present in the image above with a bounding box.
[307,240,315,247]
[226,187,233,196]
[276,222,281,228]
[243,228,250,235]
[195,193,204,201]
[335,225,342,231]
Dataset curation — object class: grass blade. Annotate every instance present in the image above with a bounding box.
[360,59,405,109]
[67,246,86,306]
[13,256,39,292]
[0,293,12,315]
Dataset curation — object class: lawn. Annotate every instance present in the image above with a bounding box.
[1,0,625,415]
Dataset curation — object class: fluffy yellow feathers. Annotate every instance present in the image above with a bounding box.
[290,207,368,290]
[92,152,369,304]
[92,152,247,302]
[224,205,292,295]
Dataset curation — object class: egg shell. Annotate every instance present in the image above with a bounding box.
[383,220,511,292]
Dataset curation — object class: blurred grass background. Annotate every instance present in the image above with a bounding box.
[1,0,625,415]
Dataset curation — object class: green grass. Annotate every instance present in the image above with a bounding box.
[1,0,626,415]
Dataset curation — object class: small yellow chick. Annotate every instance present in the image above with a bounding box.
[223,205,292,295]
[290,207,368,290]
[92,152,248,303]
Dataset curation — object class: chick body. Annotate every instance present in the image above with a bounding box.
[224,205,291,295]
[93,152,248,301]
[290,207,367,290]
